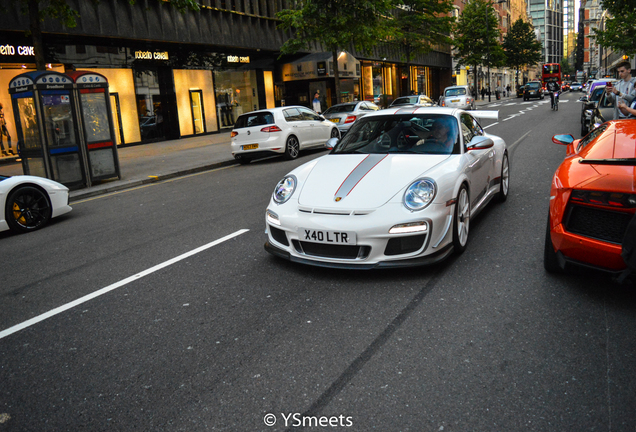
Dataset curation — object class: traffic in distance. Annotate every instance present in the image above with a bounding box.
[225,63,636,283]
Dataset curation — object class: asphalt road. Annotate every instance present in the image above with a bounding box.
[1,92,635,432]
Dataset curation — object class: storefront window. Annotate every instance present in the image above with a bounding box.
[189,90,205,134]
[134,70,164,140]
[214,69,258,129]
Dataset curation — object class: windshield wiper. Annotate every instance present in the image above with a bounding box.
[579,158,636,166]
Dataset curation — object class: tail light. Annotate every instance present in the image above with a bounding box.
[231,131,238,138]
[440,100,446,107]
[344,115,357,124]
[570,190,636,209]
[261,125,282,133]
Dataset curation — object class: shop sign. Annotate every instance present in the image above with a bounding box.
[227,55,250,63]
[134,51,169,60]
[317,61,327,76]
[0,44,35,57]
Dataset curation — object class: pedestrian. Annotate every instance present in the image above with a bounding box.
[312,92,321,114]
[481,87,485,100]
[0,103,14,157]
[605,60,636,120]
[506,84,511,96]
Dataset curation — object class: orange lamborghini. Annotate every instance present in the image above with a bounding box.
[545,120,636,274]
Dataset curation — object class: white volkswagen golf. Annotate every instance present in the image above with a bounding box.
[231,106,340,164]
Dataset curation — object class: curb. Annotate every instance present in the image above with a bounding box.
[69,159,239,201]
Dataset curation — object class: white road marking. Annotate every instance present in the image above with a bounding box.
[0,229,250,340]
[508,130,532,151]
[483,122,499,129]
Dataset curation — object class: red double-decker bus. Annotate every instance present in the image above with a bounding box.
[542,63,562,88]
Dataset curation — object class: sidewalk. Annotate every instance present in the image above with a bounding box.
[0,131,237,201]
[0,96,519,201]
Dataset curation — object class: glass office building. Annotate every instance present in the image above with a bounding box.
[528,0,564,64]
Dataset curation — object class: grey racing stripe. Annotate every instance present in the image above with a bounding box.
[334,154,387,201]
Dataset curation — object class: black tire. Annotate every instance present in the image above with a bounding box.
[237,157,250,165]
[283,135,300,160]
[330,128,340,139]
[5,186,52,233]
[452,185,470,254]
[496,152,509,202]
[544,215,562,273]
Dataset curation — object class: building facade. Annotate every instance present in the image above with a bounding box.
[528,0,563,64]
[0,0,451,157]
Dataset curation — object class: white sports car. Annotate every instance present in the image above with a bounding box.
[1,175,72,233]
[264,107,509,269]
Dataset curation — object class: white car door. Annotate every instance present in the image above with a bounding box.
[299,107,331,147]
[460,113,494,208]
[283,107,313,146]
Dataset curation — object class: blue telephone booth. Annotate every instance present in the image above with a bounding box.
[9,71,88,189]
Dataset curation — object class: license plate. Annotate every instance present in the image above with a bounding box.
[451,99,460,102]
[299,228,356,245]
[242,144,258,150]
[330,118,340,123]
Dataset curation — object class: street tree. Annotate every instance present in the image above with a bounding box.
[453,0,505,93]
[391,0,455,94]
[16,0,200,71]
[502,18,542,86]
[561,56,573,79]
[592,0,636,56]
[277,0,393,104]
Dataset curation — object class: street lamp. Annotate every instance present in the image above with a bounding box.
[486,0,507,102]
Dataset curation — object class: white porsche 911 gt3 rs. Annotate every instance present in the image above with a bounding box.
[1,175,72,233]
[264,107,509,269]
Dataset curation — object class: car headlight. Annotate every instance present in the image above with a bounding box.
[273,175,297,204]
[404,178,436,211]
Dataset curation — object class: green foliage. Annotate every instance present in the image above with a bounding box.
[592,0,636,56]
[453,0,504,69]
[277,0,394,55]
[503,18,541,70]
[561,55,573,76]
[392,0,455,63]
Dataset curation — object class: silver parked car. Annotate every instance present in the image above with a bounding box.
[322,101,380,136]
[440,85,475,110]
[390,94,436,107]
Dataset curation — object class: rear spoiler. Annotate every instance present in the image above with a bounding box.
[579,158,636,166]
[471,110,499,121]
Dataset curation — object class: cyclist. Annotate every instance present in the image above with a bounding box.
[546,79,560,110]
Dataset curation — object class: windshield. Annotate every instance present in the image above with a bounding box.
[526,82,541,89]
[324,105,355,114]
[445,88,467,96]
[591,87,605,102]
[392,96,418,106]
[333,114,460,156]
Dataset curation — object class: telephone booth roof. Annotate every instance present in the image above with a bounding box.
[9,71,72,93]
[65,71,108,89]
